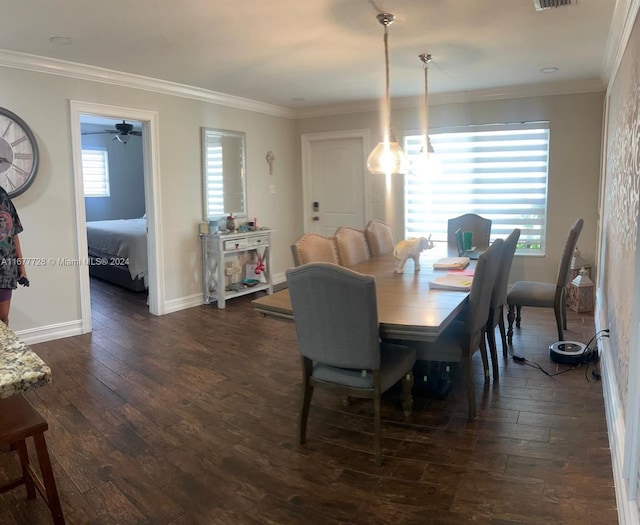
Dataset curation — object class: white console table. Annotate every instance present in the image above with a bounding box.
[200,229,273,309]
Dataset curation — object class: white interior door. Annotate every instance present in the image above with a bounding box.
[302,130,370,235]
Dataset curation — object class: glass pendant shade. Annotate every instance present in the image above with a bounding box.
[411,141,442,177]
[367,139,409,175]
[367,13,408,176]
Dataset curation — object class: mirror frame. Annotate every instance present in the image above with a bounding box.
[201,127,247,221]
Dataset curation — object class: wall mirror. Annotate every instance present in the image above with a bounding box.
[202,127,247,221]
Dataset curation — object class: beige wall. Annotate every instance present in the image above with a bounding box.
[0,63,604,339]
[297,91,604,284]
[0,66,300,333]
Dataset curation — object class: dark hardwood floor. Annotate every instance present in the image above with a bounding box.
[0,278,617,524]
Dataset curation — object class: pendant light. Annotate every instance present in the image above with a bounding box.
[366,13,409,176]
[412,53,441,176]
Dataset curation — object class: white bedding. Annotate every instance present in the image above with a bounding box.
[86,218,148,282]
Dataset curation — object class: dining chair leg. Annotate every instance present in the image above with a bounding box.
[401,371,414,417]
[560,289,568,330]
[515,306,522,328]
[479,333,490,383]
[485,325,498,377]
[498,306,508,358]
[484,330,499,382]
[554,300,565,342]
[507,305,515,345]
[297,358,313,445]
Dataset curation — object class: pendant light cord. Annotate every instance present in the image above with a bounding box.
[419,53,433,153]
[383,23,391,137]
[423,61,429,136]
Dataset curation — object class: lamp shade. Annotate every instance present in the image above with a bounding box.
[367,140,409,175]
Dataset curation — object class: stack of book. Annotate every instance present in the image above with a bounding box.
[432,257,470,270]
[428,273,473,291]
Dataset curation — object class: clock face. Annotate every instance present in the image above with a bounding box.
[0,107,39,198]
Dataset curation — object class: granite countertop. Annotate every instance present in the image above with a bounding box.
[0,322,51,399]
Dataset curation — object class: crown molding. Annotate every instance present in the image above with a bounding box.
[0,48,610,122]
[294,78,606,119]
[0,49,296,119]
[602,0,640,91]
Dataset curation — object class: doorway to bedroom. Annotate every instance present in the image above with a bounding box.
[81,115,147,292]
[70,101,164,333]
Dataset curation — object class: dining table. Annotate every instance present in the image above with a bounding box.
[251,252,474,342]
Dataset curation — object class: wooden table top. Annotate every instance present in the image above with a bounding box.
[252,253,473,342]
[0,322,51,399]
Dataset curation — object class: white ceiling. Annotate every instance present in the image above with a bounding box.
[1,0,617,110]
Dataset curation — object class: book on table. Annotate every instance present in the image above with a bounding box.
[428,273,473,291]
[433,257,470,270]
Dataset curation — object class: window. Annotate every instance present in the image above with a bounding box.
[82,148,110,197]
[404,122,550,255]
[203,136,225,218]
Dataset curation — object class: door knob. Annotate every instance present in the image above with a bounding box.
[312,216,320,221]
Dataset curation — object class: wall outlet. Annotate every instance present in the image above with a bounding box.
[269,184,276,194]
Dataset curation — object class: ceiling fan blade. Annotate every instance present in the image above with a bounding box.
[81,131,113,135]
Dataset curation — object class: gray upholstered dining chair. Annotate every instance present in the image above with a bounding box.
[334,226,371,267]
[365,219,394,257]
[507,218,584,345]
[447,214,492,251]
[412,239,504,419]
[486,228,520,379]
[286,262,416,466]
[290,233,340,266]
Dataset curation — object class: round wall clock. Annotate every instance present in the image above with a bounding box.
[0,107,39,198]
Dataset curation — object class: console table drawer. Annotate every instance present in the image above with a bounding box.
[224,238,248,251]
[248,235,269,247]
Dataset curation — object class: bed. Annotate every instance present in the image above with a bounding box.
[86,218,148,292]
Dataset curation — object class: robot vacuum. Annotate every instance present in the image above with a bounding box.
[549,341,587,364]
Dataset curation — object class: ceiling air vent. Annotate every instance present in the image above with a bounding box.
[534,0,573,10]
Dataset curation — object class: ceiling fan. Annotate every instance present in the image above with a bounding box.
[81,120,142,144]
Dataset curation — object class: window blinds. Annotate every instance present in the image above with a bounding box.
[404,122,550,255]
[82,148,110,197]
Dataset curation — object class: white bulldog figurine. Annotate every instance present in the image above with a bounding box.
[393,235,434,273]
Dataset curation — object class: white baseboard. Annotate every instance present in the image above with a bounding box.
[164,293,203,313]
[15,320,85,345]
[597,314,640,525]
[164,273,286,314]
